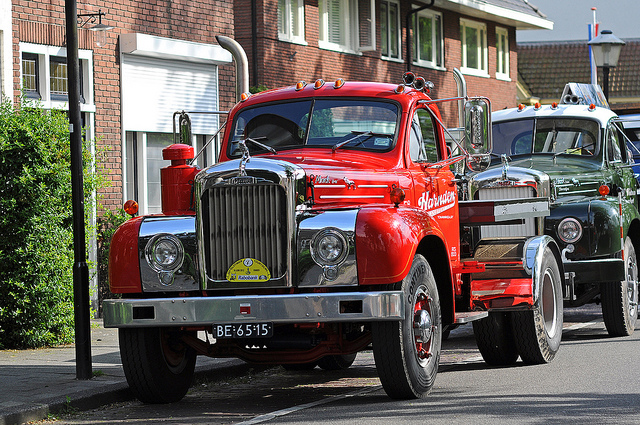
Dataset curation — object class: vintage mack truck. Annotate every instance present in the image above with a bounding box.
[104,41,564,403]
[464,84,640,338]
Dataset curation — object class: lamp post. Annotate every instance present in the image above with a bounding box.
[588,29,625,102]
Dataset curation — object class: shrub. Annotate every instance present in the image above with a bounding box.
[0,96,98,348]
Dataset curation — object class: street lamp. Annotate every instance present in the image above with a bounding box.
[77,10,113,47]
[588,30,625,102]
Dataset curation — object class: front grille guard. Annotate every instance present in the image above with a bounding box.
[194,158,306,290]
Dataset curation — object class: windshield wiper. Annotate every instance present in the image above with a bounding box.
[244,136,277,154]
[553,143,595,157]
[332,130,392,152]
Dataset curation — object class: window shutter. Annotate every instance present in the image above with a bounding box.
[358,0,376,52]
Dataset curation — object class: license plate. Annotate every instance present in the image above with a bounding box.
[213,322,273,339]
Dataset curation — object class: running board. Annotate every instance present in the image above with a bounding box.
[454,311,489,324]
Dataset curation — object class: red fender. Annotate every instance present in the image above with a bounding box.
[108,216,143,293]
[355,207,447,285]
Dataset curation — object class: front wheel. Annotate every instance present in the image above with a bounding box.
[372,254,441,399]
[511,247,563,364]
[119,327,197,404]
[601,237,638,337]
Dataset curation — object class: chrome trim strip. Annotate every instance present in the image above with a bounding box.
[314,184,345,188]
[319,195,385,199]
[358,185,389,188]
[103,291,404,328]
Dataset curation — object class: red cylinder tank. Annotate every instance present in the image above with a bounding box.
[160,144,199,215]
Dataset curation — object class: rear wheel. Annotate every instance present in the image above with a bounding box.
[601,237,638,337]
[317,354,357,371]
[511,248,563,364]
[473,312,519,366]
[119,327,196,404]
[372,254,441,399]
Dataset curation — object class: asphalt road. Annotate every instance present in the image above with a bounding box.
[48,305,640,424]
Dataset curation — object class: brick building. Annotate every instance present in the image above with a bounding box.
[1,0,552,215]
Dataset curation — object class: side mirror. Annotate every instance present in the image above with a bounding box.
[464,98,492,171]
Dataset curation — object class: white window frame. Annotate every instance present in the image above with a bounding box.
[19,42,96,113]
[380,0,401,61]
[460,18,488,77]
[413,8,444,69]
[318,0,375,54]
[278,0,307,45]
[496,27,510,81]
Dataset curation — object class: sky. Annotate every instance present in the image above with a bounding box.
[516,0,640,43]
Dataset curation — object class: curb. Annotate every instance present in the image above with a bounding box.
[1,360,259,425]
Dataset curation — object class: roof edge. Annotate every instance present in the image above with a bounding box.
[436,0,554,30]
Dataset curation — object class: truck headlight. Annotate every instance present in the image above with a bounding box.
[557,218,582,244]
[311,228,348,266]
[145,234,184,272]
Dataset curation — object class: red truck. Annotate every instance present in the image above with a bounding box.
[104,51,563,403]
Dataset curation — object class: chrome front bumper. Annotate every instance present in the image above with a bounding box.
[103,291,404,328]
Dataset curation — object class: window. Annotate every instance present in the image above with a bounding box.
[409,109,439,163]
[278,0,306,44]
[460,19,487,76]
[21,53,39,98]
[319,0,375,53]
[496,27,509,80]
[413,9,443,69]
[126,131,217,214]
[381,0,400,60]
[49,56,68,101]
[19,43,94,111]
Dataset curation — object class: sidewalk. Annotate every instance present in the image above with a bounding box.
[0,320,249,425]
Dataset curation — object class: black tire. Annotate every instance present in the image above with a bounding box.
[317,353,357,371]
[282,361,317,371]
[473,312,519,366]
[372,254,441,399]
[119,327,196,404]
[601,237,638,337]
[511,247,563,364]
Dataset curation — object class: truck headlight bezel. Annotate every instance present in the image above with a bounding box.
[145,233,185,273]
[557,217,583,244]
[310,228,349,266]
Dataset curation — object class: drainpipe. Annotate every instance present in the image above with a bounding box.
[216,35,250,101]
[251,0,258,89]
[405,0,435,73]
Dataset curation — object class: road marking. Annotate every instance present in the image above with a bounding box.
[563,319,601,332]
[235,386,382,425]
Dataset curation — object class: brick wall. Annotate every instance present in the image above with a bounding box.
[12,0,236,211]
[240,1,519,127]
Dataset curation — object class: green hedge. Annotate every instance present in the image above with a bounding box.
[0,97,98,349]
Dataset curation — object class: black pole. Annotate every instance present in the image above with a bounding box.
[405,0,435,73]
[65,0,92,380]
[602,66,610,103]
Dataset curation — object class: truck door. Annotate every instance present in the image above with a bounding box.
[407,106,460,262]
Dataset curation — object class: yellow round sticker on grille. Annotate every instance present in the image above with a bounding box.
[226,258,271,282]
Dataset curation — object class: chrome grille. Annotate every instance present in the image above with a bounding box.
[479,186,536,238]
[202,183,287,281]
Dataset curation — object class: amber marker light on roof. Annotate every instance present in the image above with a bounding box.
[334,78,345,89]
[240,92,251,102]
[124,200,139,216]
[589,103,597,111]
[598,185,610,197]
[551,102,559,109]
[314,79,325,89]
[395,84,405,94]
[517,104,526,112]
[295,81,307,91]
[534,102,542,110]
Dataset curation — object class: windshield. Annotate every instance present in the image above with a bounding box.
[492,118,601,159]
[229,99,399,156]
